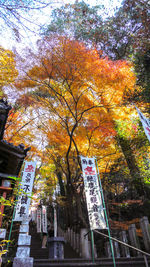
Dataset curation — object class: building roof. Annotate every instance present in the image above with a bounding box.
[0,140,31,176]
[0,99,11,112]
[0,99,12,140]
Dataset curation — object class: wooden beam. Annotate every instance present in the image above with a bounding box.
[0,172,18,180]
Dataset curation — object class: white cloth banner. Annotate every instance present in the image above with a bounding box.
[42,205,47,233]
[81,156,106,230]
[31,208,36,222]
[37,207,42,233]
[14,161,36,221]
[135,106,150,142]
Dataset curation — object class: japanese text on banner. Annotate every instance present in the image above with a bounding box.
[81,156,106,230]
[14,161,36,221]
[37,207,42,233]
[42,205,47,233]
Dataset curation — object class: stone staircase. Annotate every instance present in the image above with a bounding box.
[29,227,150,267]
[33,257,150,267]
[29,226,80,260]
[30,230,48,259]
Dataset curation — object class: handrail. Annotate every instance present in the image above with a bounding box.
[94,229,150,258]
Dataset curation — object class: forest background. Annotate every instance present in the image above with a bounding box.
[0,0,150,249]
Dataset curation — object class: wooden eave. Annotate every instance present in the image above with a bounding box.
[0,186,12,192]
[0,140,27,158]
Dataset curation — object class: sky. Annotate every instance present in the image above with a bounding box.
[0,0,123,51]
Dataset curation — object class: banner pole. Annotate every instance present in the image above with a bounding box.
[90,230,95,263]
[6,194,18,253]
[95,158,116,267]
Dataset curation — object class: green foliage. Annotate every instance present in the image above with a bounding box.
[132,50,150,110]
[0,197,12,207]
[44,0,150,60]
[116,119,139,139]
[44,1,104,40]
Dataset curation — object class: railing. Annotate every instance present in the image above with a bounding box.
[59,219,150,267]
[93,229,150,267]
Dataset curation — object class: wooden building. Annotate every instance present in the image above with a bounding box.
[0,99,30,227]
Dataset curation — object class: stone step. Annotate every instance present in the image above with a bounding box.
[30,238,80,259]
[30,248,49,259]
[33,257,150,267]
[64,242,80,258]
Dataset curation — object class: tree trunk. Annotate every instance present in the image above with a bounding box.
[118,136,145,196]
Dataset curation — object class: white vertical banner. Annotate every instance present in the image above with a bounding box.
[135,106,150,142]
[54,205,57,237]
[37,207,42,233]
[31,208,36,222]
[42,205,47,233]
[81,156,106,230]
[14,161,36,221]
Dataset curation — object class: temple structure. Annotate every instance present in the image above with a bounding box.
[0,99,30,227]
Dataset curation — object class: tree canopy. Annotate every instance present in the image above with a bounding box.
[13,36,142,226]
[0,0,150,235]
[0,46,18,97]
[44,0,150,60]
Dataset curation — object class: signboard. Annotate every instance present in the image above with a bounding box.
[14,161,36,221]
[37,207,42,233]
[81,156,106,230]
[42,205,47,233]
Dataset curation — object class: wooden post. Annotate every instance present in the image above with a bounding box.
[119,231,130,257]
[140,216,150,252]
[105,241,112,258]
[113,239,121,258]
[70,228,73,247]
[128,224,141,256]
[76,233,80,254]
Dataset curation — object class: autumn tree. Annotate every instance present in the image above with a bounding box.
[3,104,41,159]
[0,46,18,97]
[43,0,150,109]
[44,1,150,107]
[14,36,138,227]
